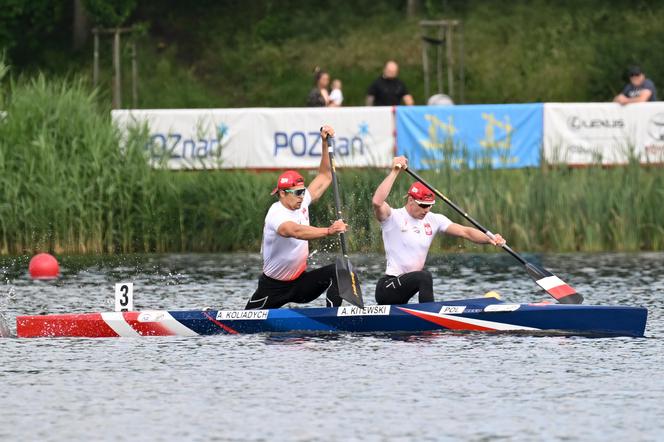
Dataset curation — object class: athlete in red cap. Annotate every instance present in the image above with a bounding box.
[371,156,506,305]
[245,125,348,310]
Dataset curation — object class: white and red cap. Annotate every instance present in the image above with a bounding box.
[271,170,305,195]
[407,182,435,205]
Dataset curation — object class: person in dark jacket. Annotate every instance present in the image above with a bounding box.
[366,60,414,106]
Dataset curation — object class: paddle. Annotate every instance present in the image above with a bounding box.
[326,135,365,308]
[403,167,583,304]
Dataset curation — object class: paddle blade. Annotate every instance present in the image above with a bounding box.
[335,256,364,308]
[525,262,583,304]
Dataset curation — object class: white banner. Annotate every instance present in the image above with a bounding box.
[543,102,664,165]
[112,107,394,169]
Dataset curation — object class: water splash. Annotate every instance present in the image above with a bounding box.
[0,285,14,338]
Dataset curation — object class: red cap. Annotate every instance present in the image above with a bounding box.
[271,170,305,195]
[407,182,435,205]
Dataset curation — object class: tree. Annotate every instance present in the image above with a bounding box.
[0,1,64,56]
[83,0,137,27]
[73,0,90,50]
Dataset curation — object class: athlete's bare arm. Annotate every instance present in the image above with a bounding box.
[445,224,506,246]
[308,125,335,203]
[277,219,347,240]
[372,156,408,222]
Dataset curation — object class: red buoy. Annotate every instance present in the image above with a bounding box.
[29,253,60,280]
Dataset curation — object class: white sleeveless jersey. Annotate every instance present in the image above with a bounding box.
[380,207,452,276]
[261,190,312,281]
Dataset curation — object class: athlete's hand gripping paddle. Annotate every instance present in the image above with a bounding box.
[326,135,364,308]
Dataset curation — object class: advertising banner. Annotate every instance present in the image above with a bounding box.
[112,107,394,169]
[543,102,664,165]
[395,104,543,169]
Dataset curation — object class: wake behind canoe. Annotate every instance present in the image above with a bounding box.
[16,297,648,338]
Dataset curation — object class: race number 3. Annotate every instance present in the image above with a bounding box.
[114,283,134,312]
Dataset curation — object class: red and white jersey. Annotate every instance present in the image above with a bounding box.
[261,190,312,281]
[380,207,452,276]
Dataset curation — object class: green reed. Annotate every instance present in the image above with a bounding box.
[0,73,154,254]
[305,162,664,254]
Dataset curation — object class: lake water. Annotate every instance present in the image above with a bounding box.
[1,252,662,441]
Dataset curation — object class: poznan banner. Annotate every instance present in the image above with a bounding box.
[112,107,394,169]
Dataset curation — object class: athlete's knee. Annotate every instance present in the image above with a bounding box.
[421,270,433,283]
[326,294,342,307]
[323,263,336,276]
[245,293,268,310]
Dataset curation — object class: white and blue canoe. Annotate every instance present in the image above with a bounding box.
[16,297,647,338]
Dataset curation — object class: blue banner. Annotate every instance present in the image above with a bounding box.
[396,103,543,168]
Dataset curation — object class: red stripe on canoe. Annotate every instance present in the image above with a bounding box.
[203,312,239,334]
[16,313,119,338]
[399,308,495,331]
[122,312,175,336]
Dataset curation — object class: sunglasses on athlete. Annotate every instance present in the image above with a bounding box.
[417,202,433,209]
[283,188,306,197]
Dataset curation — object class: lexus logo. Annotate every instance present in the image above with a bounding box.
[648,113,664,141]
[567,116,624,131]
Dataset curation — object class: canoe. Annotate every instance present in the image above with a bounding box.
[16,297,647,338]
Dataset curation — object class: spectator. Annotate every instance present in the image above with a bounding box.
[427,93,454,106]
[366,60,414,106]
[329,79,343,107]
[614,66,657,105]
[306,67,330,107]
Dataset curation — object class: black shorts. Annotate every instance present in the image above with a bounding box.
[245,263,342,309]
[375,270,434,305]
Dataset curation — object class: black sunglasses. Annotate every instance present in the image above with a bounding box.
[283,188,306,197]
[417,203,433,209]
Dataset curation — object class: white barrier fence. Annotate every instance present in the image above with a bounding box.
[112,107,394,169]
[543,102,664,165]
[112,103,664,170]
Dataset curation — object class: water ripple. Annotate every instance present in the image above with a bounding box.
[0,252,662,441]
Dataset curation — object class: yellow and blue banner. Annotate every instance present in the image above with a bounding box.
[396,104,543,168]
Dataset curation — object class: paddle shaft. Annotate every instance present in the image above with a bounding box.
[327,137,349,257]
[325,135,364,307]
[404,168,527,265]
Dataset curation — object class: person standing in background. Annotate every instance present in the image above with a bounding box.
[306,67,331,107]
[366,60,414,106]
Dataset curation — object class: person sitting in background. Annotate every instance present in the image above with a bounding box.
[614,66,657,104]
[371,156,506,305]
[329,79,344,107]
[245,125,348,310]
[366,60,414,106]
[306,67,330,107]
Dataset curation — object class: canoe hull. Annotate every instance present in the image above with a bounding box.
[16,298,648,338]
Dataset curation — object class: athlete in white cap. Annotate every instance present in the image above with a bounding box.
[245,125,347,310]
[372,156,506,305]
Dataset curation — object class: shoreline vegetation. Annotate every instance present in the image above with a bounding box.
[1,73,663,256]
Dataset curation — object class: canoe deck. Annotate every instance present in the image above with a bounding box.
[15,297,648,338]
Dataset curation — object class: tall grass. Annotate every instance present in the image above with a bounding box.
[0,74,663,255]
